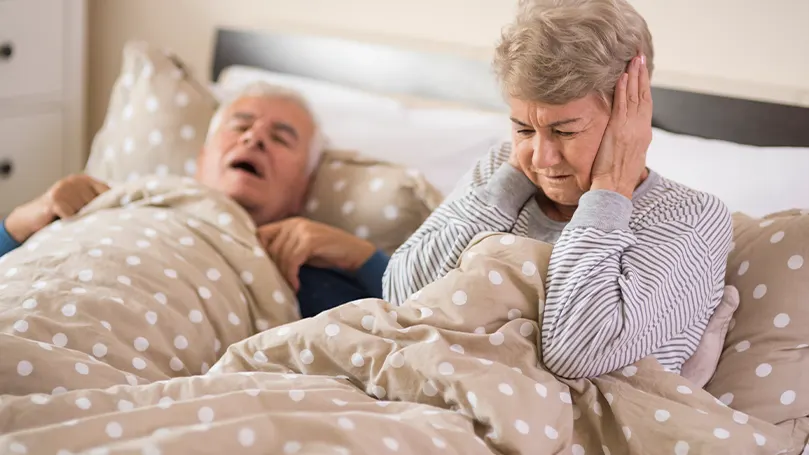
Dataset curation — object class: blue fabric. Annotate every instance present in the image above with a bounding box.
[296,250,390,318]
[0,218,388,319]
[0,219,21,258]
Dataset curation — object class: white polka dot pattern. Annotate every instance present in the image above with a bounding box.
[1,176,298,407]
[301,151,442,256]
[0,203,797,453]
[85,41,217,185]
[707,210,809,427]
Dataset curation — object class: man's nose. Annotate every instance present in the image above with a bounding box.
[240,128,266,152]
[531,134,562,169]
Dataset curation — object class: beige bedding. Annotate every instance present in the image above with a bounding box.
[1,177,805,454]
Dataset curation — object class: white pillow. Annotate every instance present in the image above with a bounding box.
[647,128,809,217]
[321,109,509,195]
[215,65,404,119]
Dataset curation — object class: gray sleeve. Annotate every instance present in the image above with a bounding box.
[565,190,633,232]
[541,189,733,379]
[382,143,536,305]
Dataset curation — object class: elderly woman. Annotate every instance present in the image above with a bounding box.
[383,0,732,379]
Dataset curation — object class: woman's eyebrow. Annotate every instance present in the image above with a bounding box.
[510,117,531,127]
[509,117,583,128]
[543,118,582,128]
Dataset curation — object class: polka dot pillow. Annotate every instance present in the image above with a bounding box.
[85,40,218,183]
[706,209,809,425]
[86,41,444,253]
[303,150,444,255]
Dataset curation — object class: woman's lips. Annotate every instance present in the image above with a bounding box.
[544,175,571,182]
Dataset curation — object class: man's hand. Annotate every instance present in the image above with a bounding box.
[5,174,110,243]
[257,217,376,292]
[590,52,653,199]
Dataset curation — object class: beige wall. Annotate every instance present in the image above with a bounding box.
[87,0,809,146]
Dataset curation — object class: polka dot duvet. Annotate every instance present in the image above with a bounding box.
[0,178,801,454]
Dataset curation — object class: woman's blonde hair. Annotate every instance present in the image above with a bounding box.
[493,0,654,107]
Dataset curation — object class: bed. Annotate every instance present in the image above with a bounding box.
[1,27,808,455]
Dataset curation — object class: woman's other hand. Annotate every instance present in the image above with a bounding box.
[590,52,653,199]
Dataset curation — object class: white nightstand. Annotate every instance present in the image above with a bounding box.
[0,0,87,218]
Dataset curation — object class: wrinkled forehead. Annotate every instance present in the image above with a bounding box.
[509,94,608,125]
[225,95,315,137]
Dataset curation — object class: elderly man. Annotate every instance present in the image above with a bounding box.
[0,83,388,318]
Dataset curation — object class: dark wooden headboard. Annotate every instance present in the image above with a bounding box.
[212,28,809,148]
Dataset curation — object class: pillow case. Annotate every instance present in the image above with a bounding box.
[705,210,809,425]
[86,41,442,254]
[303,150,443,256]
[680,285,740,388]
[647,128,809,217]
[86,41,218,183]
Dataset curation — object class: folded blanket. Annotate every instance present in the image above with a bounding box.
[0,177,802,455]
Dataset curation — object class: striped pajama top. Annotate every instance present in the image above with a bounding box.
[382,141,733,379]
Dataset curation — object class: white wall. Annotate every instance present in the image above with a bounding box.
[632,0,809,107]
[87,0,809,146]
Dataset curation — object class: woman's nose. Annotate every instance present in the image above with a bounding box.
[531,135,562,169]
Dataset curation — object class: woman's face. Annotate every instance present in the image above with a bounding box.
[509,94,610,207]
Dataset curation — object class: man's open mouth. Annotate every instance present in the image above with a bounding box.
[230,160,262,178]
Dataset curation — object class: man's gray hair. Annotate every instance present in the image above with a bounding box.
[206,81,326,175]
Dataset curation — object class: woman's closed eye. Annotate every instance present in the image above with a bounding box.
[553,129,577,138]
[516,128,535,137]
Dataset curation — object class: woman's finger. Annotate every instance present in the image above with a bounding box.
[638,54,653,118]
[611,72,629,120]
[626,56,640,114]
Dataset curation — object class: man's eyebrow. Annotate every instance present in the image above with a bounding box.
[509,117,583,128]
[271,122,299,141]
[231,112,255,121]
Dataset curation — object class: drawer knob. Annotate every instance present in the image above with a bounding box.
[0,42,12,60]
[0,160,13,178]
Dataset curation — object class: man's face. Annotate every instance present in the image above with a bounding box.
[196,96,315,225]
[509,94,610,207]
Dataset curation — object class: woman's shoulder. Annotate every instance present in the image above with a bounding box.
[634,171,732,232]
[444,140,513,199]
[473,140,513,182]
